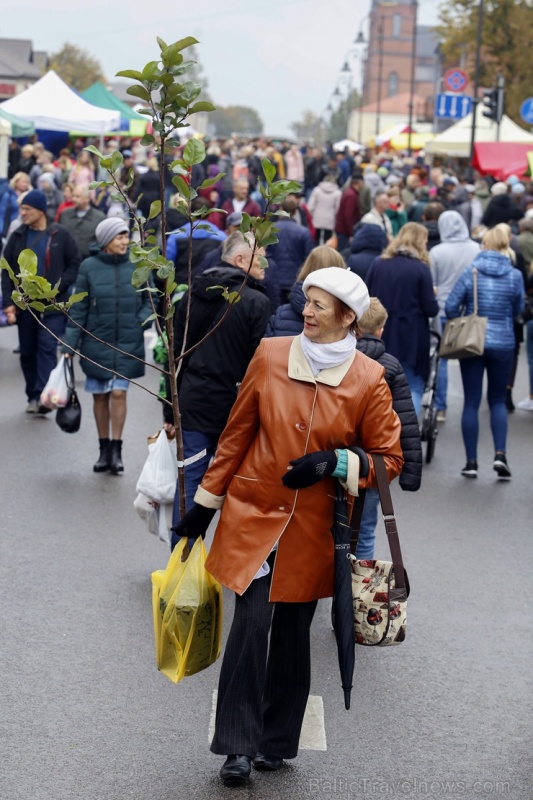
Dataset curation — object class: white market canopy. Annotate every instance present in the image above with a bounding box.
[426,103,533,157]
[333,138,363,152]
[0,70,120,134]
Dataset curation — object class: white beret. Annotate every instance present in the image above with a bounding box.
[303,266,370,319]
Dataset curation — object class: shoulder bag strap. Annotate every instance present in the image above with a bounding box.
[372,454,407,593]
[63,357,76,390]
[472,267,478,316]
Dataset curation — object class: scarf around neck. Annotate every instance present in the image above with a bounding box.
[299,332,357,377]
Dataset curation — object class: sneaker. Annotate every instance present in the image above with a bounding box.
[515,397,533,411]
[493,453,511,480]
[436,410,446,423]
[461,460,478,478]
[25,399,39,414]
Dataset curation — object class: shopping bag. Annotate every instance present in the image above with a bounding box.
[133,493,172,545]
[136,430,178,504]
[151,537,223,683]
[40,356,69,409]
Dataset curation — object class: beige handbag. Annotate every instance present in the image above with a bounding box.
[439,267,487,359]
[349,455,409,647]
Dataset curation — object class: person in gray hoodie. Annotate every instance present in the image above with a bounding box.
[430,211,480,419]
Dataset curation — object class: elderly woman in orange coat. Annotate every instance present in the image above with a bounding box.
[173,267,403,785]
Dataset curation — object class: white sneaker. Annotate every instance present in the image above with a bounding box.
[515,397,533,411]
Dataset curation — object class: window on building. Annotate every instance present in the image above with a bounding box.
[393,13,402,38]
[388,71,399,97]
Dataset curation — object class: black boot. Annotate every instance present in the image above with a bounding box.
[109,439,124,474]
[93,438,110,472]
[505,387,514,412]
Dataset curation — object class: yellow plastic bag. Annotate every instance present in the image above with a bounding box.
[151,537,223,683]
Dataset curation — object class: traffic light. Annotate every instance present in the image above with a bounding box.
[482,85,504,123]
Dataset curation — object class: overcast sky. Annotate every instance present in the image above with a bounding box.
[2,0,441,137]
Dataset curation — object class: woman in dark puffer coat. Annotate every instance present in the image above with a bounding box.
[264,245,346,337]
[62,218,152,474]
[355,298,422,558]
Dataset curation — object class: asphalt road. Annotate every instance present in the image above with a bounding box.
[1,323,532,800]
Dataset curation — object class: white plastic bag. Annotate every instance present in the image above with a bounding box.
[133,493,172,545]
[136,430,178,504]
[40,356,69,409]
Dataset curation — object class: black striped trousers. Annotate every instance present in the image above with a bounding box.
[210,558,318,759]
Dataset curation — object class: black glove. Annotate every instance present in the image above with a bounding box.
[347,446,369,478]
[170,503,216,549]
[282,450,337,490]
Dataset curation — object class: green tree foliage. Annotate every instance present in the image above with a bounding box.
[209,105,264,137]
[437,0,533,126]
[327,89,360,143]
[48,42,106,90]
[289,110,327,144]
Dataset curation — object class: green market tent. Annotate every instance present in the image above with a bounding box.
[80,82,147,136]
[0,106,35,137]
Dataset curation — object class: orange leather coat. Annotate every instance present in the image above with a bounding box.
[197,336,403,603]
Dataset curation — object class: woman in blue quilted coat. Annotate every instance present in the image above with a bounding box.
[62,218,152,474]
[446,225,524,480]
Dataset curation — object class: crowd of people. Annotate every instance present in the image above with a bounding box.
[1,132,532,785]
[1,133,532,489]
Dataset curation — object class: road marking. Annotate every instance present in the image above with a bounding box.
[208,691,327,750]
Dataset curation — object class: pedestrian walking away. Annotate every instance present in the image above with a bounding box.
[172,266,403,786]
[366,222,439,416]
[445,226,524,479]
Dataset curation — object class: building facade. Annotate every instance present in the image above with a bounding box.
[362,0,439,122]
[0,39,48,100]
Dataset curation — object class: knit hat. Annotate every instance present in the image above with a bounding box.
[22,189,47,213]
[95,218,129,247]
[511,182,525,195]
[303,267,370,320]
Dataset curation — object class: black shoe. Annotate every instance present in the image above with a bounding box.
[109,439,124,474]
[93,438,111,472]
[461,460,478,478]
[253,751,285,771]
[37,404,52,415]
[220,755,252,784]
[493,452,511,480]
[505,388,514,412]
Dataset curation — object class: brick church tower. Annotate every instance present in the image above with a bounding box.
[362,0,438,122]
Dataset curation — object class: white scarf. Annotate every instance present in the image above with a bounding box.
[299,332,357,377]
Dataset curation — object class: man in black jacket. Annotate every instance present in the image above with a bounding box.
[164,231,271,523]
[2,190,81,413]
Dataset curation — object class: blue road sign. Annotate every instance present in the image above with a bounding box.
[434,93,472,120]
[519,98,533,124]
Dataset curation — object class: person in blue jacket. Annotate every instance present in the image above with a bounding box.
[446,225,524,480]
[264,245,346,337]
[166,197,226,284]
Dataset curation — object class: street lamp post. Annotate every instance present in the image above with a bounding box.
[375,15,385,138]
[468,0,485,180]
[407,0,419,156]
